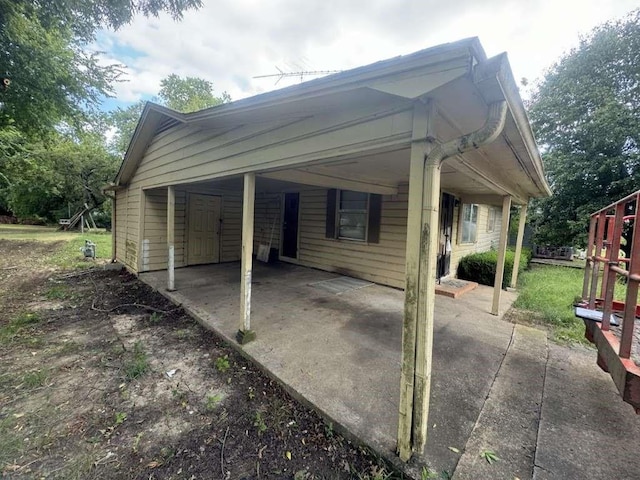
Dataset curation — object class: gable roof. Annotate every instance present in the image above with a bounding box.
[112,37,550,197]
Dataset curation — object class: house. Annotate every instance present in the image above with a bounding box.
[106,37,550,460]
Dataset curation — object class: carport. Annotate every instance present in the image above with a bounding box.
[140,261,518,473]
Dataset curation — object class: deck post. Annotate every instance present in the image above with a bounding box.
[509,202,528,289]
[167,185,176,292]
[398,100,434,461]
[237,172,256,345]
[492,195,512,315]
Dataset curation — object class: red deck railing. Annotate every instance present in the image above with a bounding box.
[578,190,640,412]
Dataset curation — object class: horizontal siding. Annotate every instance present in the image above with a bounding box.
[129,102,413,189]
[117,177,503,288]
[451,204,503,276]
[296,185,409,289]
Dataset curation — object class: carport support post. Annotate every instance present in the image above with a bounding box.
[398,100,435,461]
[509,202,528,289]
[492,195,512,315]
[167,185,176,292]
[237,172,256,345]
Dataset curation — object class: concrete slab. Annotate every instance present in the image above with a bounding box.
[453,325,547,480]
[140,262,518,475]
[534,343,640,480]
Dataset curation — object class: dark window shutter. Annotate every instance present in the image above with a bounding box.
[326,189,337,239]
[367,194,382,243]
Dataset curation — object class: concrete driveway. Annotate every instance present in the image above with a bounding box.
[141,261,518,475]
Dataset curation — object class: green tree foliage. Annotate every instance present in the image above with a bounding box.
[1,0,202,135]
[0,131,119,222]
[159,74,231,113]
[528,10,640,246]
[108,75,230,156]
[0,0,202,220]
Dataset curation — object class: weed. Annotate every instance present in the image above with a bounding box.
[149,312,162,323]
[205,393,223,411]
[172,388,188,402]
[114,412,127,425]
[132,432,144,453]
[421,468,451,480]
[325,421,334,438]
[123,341,150,380]
[45,285,69,300]
[23,369,48,388]
[248,386,256,400]
[0,311,42,344]
[480,449,499,464]
[214,354,230,373]
[253,411,268,435]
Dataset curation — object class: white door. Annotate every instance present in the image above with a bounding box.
[187,194,221,265]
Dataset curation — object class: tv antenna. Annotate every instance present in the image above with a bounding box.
[254,66,342,85]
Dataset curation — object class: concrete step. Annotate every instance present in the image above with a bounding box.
[452,324,548,480]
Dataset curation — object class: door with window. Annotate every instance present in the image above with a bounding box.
[187,194,221,265]
[438,193,455,279]
[281,192,299,259]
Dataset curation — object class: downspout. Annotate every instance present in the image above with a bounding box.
[408,99,508,456]
[427,100,507,166]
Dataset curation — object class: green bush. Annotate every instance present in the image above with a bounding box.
[457,248,530,288]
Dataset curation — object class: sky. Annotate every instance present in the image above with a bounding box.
[95,0,640,111]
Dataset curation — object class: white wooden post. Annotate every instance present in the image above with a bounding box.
[492,195,512,315]
[398,100,437,460]
[510,202,528,289]
[398,102,430,461]
[238,172,256,344]
[167,185,176,292]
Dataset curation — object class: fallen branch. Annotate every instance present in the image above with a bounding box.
[1,266,18,270]
[91,299,179,314]
[220,426,230,479]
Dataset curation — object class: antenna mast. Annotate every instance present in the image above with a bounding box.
[253,66,342,85]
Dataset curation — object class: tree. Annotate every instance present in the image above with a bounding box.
[107,75,230,156]
[159,74,230,113]
[528,10,640,246]
[0,131,119,221]
[0,0,202,136]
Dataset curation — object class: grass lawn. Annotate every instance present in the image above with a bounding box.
[514,265,585,343]
[513,263,629,344]
[0,224,112,269]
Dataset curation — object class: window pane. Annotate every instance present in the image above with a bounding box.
[339,212,366,240]
[340,191,368,210]
[461,204,478,243]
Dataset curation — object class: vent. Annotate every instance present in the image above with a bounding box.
[155,118,180,135]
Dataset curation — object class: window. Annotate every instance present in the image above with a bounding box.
[487,207,497,233]
[460,203,478,243]
[325,189,382,243]
[338,190,368,241]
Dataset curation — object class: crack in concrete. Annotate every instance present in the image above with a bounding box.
[531,334,550,480]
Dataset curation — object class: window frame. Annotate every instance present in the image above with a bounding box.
[486,206,497,233]
[459,203,479,244]
[336,190,370,242]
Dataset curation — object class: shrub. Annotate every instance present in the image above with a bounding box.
[457,248,530,288]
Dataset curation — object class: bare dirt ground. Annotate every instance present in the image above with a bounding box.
[0,239,400,480]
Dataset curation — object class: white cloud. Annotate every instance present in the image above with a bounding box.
[95,0,639,108]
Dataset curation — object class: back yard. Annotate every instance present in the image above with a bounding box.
[0,226,402,479]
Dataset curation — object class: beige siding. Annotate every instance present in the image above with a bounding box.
[254,194,281,253]
[116,175,502,286]
[295,185,409,289]
[135,185,242,272]
[450,203,503,275]
[128,104,412,190]
[114,188,140,272]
